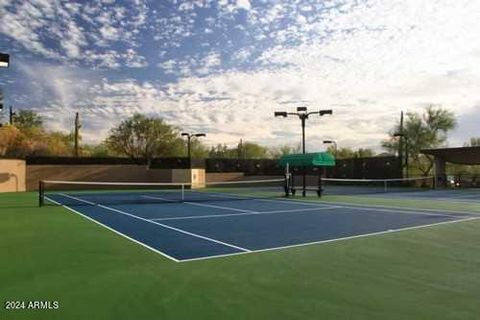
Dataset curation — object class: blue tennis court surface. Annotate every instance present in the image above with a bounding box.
[45,192,477,262]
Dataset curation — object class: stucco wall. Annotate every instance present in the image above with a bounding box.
[26,165,172,191]
[0,159,26,192]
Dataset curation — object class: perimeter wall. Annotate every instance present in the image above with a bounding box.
[0,159,26,192]
[27,165,171,191]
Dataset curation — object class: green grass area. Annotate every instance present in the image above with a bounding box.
[1,192,480,319]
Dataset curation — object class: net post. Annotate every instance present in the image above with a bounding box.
[383,180,388,192]
[181,183,185,202]
[38,180,44,207]
[317,167,322,198]
[284,163,290,196]
[284,174,290,197]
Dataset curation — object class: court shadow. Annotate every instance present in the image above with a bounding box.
[0,172,19,191]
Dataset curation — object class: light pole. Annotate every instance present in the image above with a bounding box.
[9,105,15,125]
[323,140,337,157]
[323,140,337,179]
[74,112,81,157]
[181,132,206,161]
[274,107,332,196]
[394,132,409,178]
[0,53,9,127]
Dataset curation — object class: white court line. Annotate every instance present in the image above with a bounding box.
[187,190,475,219]
[409,197,480,204]
[439,193,480,199]
[142,195,255,213]
[58,193,250,253]
[44,196,180,262]
[180,216,480,262]
[150,206,341,221]
[188,189,480,216]
[255,196,480,216]
[48,193,480,263]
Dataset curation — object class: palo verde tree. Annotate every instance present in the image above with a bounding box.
[269,144,302,158]
[13,110,44,129]
[382,106,456,176]
[106,114,183,163]
[325,146,375,159]
[208,141,270,159]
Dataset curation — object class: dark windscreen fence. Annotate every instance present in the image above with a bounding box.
[205,159,284,175]
[39,178,288,207]
[325,156,402,179]
[149,158,205,169]
[205,156,401,178]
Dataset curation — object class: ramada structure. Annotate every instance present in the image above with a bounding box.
[422,146,480,187]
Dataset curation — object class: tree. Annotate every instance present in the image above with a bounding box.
[269,144,301,158]
[82,143,117,157]
[188,138,209,158]
[355,148,375,158]
[208,144,237,158]
[105,114,183,162]
[13,110,43,129]
[0,125,24,156]
[382,106,456,176]
[208,141,269,159]
[243,142,268,159]
[465,137,480,147]
[326,146,375,159]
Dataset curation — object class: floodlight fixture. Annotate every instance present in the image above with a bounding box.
[181,132,207,160]
[319,109,333,116]
[274,111,288,117]
[323,140,337,157]
[297,106,307,112]
[0,53,9,68]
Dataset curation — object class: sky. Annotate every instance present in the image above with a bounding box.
[0,0,479,152]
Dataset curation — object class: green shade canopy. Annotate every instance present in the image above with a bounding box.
[278,152,335,167]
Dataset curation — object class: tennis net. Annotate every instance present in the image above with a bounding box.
[39,178,289,206]
[317,176,435,195]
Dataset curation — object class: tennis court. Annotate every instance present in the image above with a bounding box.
[367,188,480,203]
[42,179,478,262]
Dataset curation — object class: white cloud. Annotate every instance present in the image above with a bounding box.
[236,0,251,11]
[4,0,480,150]
[0,0,149,68]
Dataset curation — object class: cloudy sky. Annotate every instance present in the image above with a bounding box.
[1,0,479,151]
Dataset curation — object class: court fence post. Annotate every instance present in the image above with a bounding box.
[38,180,44,207]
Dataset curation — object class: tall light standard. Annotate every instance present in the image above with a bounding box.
[394,132,409,178]
[181,132,206,161]
[323,140,337,179]
[323,140,337,157]
[274,107,333,196]
[0,53,9,127]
